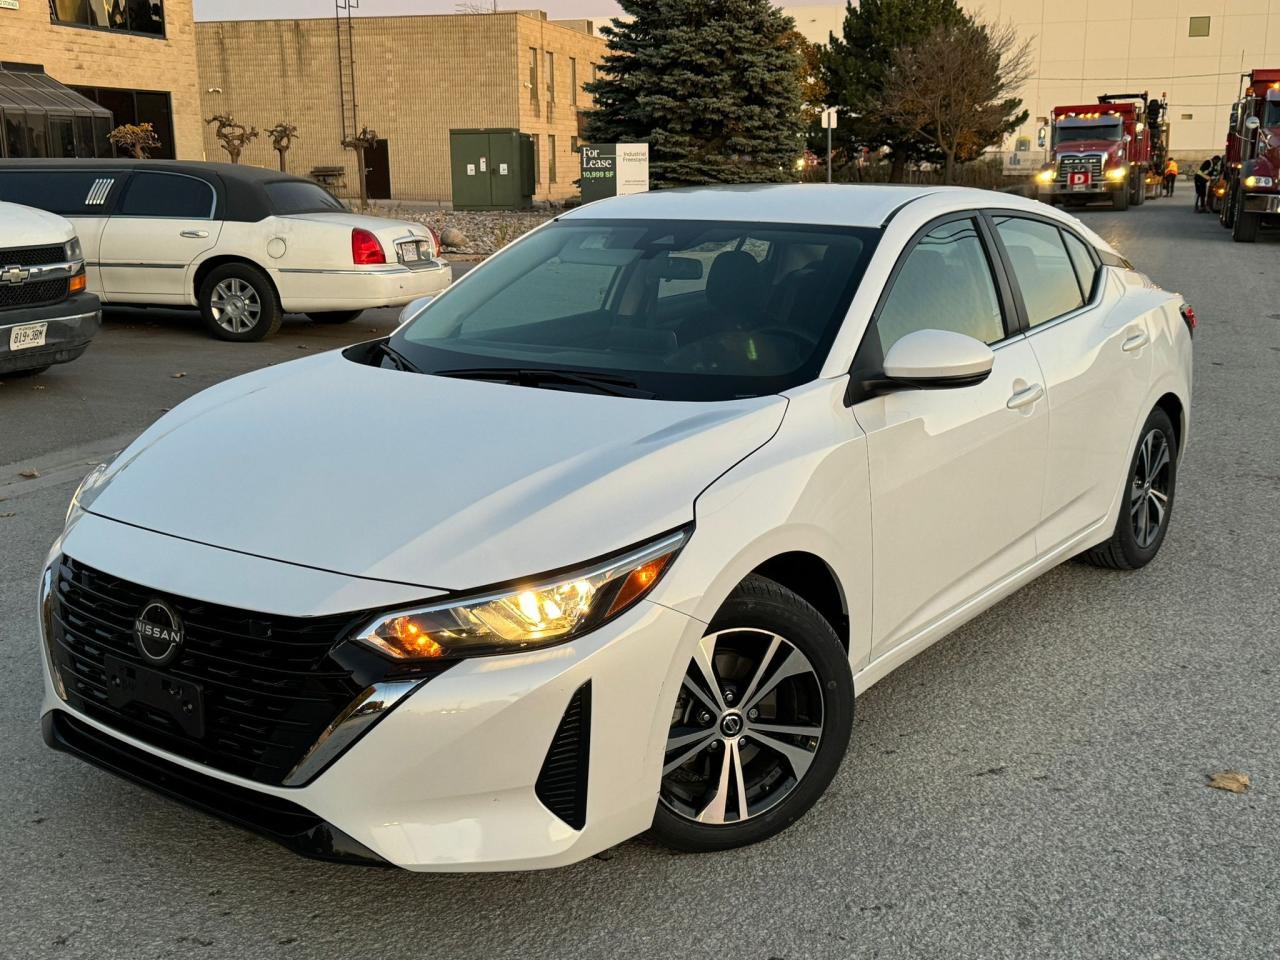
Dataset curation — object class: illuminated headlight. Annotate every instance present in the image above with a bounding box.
[64,236,83,262]
[65,459,114,526]
[1036,168,1056,184]
[1245,175,1275,188]
[1106,165,1128,181]
[353,529,689,661]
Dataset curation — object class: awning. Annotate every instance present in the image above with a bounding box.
[0,64,114,158]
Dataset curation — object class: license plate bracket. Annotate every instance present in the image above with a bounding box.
[9,321,47,351]
[103,654,206,738]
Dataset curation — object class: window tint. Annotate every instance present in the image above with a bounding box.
[993,217,1084,327]
[875,218,1004,355]
[118,172,214,218]
[0,171,118,215]
[266,181,345,214]
[1061,230,1099,300]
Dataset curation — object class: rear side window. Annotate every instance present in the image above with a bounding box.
[1061,231,1100,300]
[118,172,215,219]
[0,171,120,215]
[265,180,345,214]
[992,216,1084,327]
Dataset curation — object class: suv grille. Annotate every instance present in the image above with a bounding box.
[0,277,68,309]
[45,556,368,785]
[0,244,66,267]
[1055,153,1105,184]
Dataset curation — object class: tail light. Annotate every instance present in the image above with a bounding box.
[1180,303,1197,336]
[427,226,441,259]
[351,228,386,265]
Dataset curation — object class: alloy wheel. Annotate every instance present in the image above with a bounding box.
[1130,428,1172,548]
[660,628,824,825]
[210,278,263,334]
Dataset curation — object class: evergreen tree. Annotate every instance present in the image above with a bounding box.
[820,0,964,180]
[583,0,806,187]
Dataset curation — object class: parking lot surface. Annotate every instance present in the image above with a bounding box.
[1,206,1276,960]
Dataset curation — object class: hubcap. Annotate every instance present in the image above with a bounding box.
[660,628,824,825]
[1130,428,1172,548]
[210,278,262,334]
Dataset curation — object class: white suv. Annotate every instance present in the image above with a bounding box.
[0,160,450,341]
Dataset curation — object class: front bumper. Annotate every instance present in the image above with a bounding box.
[1038,180,1124,198]
[1242,192,1280,214]
[273,259,452,313]
[0,292,101,374]
[39,512,704,871]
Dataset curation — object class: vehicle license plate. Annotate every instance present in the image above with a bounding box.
[1068,171,1091,190]
[398,241,421,262]
[9,322,47,351]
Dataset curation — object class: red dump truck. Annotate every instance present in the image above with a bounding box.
[1217,68,1280,242]
[1035,93,1169,210]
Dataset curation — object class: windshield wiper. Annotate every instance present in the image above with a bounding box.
[376,340,423,373]
[433,366,655,399]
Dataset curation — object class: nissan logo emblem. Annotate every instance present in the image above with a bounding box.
[133,599,184,665]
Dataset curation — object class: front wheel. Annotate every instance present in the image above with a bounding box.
[650,575,853,853]
[198,263,282,342]
[307,310,364,325]
[1233,208,1260,243]
[1082,406,1178,570]
[1112,183,1131,210]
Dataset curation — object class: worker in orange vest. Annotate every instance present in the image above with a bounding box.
[1163,158,1179,197]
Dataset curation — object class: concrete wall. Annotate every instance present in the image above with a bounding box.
[1,0,203,159]
[195,11,604,204]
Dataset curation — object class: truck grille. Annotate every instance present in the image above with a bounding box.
[1,244,66,267]
[0,277,68,309]
[45,556,368,785]
[1055,153,1105,184]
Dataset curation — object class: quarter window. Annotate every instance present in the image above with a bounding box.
[874,218,1005,356]
[993,217,1085,326]
[118,172,214,218]
[1061,230,1100,300]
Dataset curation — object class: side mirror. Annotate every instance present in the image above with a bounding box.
[1245,115,1262,131]
[881,329,994,388]
[398,295,435,325]
[1123,133,1132,143]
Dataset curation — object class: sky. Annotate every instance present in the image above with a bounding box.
[192,0,629,20]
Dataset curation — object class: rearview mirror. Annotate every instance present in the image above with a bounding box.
[398,295,435,325]
[881,329,994,388]
[659,256,703,281]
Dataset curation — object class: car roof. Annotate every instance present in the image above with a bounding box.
[560,183,1035,228]
[0,158,307,187]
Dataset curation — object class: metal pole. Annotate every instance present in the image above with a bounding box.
[826,123,833,183]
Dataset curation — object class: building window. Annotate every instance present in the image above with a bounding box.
[529,47,538,100]
[570,58,578,104]
[72,86,176,159]
[548,134,557,183]
[50,0,165,38]
[546,51,555,100]
[571,135,579,154]
[1188,16,1210,37]
[532,133,540,184]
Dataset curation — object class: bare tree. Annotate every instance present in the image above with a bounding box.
[267,122,299,172]
[108,122,160,159]
[205,114,260,164]
[879,17,1032,184]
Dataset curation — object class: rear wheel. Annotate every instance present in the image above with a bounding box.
[198,263,282,342]
[650,575,853,853]
[307,310,364,325]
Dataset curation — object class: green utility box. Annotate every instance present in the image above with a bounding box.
[449,128,535,210]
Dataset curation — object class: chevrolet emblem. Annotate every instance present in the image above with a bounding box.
[1,265,30,285]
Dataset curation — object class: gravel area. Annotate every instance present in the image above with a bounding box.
[378,208,558,256]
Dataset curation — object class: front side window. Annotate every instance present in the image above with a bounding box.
[50,0,165,37]
[391,219,879,401]
[873,218,1005,357]
[118,172,214,218]
[993,217,1085,327]
[266,180,345,214]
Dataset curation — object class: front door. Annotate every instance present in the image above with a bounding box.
[99,171,221,302]
[365,139,391,200]
[850,216,1049,656]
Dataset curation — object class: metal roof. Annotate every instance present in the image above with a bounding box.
[0,66,112,121]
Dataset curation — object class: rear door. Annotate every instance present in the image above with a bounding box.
[99,171,222,302]
[985,212,1153,554]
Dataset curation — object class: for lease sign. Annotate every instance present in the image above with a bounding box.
[580,143,650,202]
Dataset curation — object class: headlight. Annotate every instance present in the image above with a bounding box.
[1245,175,1275,188]
[66,459,114,525]
[65,236,83,262]
[353,529,689,661]
[1106,165,1128,181]
[1036,168,1056,183]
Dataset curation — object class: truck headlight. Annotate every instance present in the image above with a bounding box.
[353,529,689,661]
[64,236,83,262]
[1036,168,1056,184]
[1244,175,1275,188]
[1106,165,1128,181]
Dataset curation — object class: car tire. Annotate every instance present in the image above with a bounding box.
[1112,185,1130,211]
[1233,209,1260,243]
[198,263,282,342]
[307,310,364,325]
[650,574,853,853]
[1082,406,1178,571]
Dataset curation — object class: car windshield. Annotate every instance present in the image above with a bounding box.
[1055,120,1123,144]
[266,180,347,214]
[391,218,878,401]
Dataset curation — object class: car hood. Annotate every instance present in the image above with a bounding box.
[88,350,787,591]
[1,201,74,247]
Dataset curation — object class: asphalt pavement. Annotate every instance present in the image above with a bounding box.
[1,204,1277,960]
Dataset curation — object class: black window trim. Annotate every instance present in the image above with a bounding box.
[981,208,1106,336]
[114,170,218,220]
[845,209,1021,406]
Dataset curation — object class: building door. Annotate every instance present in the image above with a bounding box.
[365,138,391,199]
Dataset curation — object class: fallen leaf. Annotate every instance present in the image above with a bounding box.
[18,469,39,479]
[1207,771,1250,794]
[32,384,45,390]
[296,345,308,350]
[0,512,15,519]
[171,372,186,379]
[160,407,171,413]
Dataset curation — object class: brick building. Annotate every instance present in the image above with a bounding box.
[195,11,606,204]
[0,0,203,160]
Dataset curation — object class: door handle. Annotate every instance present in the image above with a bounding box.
[1122,330,1150,352]
[179,229,209,239]
[1007,383,1044,410]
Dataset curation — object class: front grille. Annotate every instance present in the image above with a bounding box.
[46,556,368,785]
[535,681,591,829]
[0,277,67,309]
[0,244,66,267]
[1055,153,1105,184]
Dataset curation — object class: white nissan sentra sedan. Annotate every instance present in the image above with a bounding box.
[38,184,1193,871]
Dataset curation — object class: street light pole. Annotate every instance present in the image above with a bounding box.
[821,106,837,183]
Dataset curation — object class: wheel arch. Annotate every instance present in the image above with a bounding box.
[747,552,850,653]
[1155,391,1185,458]
[192,255,280,306]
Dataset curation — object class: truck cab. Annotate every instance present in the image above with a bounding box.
[1035,94,1164,211]
[1219,69,1280,242]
